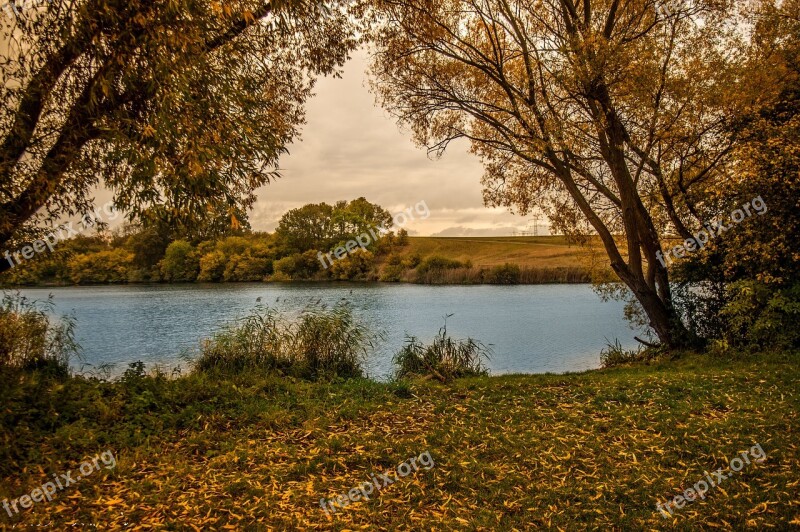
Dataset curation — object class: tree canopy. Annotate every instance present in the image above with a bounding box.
[0,0,358,254]
[276,197,393,252]
[366,0,792,346]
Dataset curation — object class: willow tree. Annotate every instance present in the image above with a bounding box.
[367,0,764,346]
[0,0,357,260]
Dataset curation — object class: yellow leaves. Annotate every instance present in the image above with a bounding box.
[242,10,256,24]
[7,366,796,530]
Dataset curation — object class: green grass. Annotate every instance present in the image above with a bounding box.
[1,351,798,529]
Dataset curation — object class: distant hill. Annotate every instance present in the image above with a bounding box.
[402,236,602,269]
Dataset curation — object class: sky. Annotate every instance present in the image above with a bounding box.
[248,49,549,237]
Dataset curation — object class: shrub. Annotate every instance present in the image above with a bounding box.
[192,303,378,380]
[330,249,374,280]
[393,320,490,382]
[68,249,133,284]
[226,251,272,281]
[273,255,296,278]
[719,280,800,351]
[380,263,405,282]
[0,292,79,377]
[403,253,422,269]
[416,256,467,274]
[161,240,199,282]
[599,340,663,368]
[198,250,227,282]
[386,253,403,266]
[486,263,521,284]
[273,251,321,280]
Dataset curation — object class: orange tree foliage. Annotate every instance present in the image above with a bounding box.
[0,0,358,254]
[365,0,787,346]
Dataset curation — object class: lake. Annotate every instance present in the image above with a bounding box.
[18,283,642,379]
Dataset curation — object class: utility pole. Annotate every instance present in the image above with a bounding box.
[531,213,540,237]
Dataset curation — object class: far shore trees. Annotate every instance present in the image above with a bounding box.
[366,0,784,347]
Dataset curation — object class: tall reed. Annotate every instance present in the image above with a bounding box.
[192,302,378,380]
[0,291,78,377]
[393,319,490,382]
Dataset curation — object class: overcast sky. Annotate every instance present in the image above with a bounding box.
[248,49,549,237]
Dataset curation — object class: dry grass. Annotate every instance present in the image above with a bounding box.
[402,236,603,269]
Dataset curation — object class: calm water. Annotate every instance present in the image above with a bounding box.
[19,283,641,379]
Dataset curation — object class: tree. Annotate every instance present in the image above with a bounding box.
[332,196,393,237]
[367,0,766,346]
[161,240,199,282]
[0,0,358,260]
[276,203,336,252]
[672,0,800,348]
[276,198,392,253]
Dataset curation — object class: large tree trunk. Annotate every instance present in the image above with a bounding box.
[552,152,689,348]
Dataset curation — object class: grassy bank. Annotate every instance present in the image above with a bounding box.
[384,236,600,284]
[2,351,797,530]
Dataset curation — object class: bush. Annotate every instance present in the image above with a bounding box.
[599,340,663,368]
[486,263,521,284]
[198,250,227,282]
[272,251,321,280]
[192,303,378,380]
[0,292,79,377]
[414,255,469,283]
[719,281,800,351]
[68,249,132,284]
[393,320,490,382]
[161,240,199,282]
[380,263,405,282]
[403,253,422,269]
[330,249,374,280]
[416,256,467,274]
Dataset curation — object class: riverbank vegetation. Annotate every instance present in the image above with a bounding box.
[0,197,597,286]
[2,340,797,529]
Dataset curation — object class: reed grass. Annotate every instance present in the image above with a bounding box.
[393,320,491,381]
[192,303,378,380]
[411,265,591,284]
[0,291,78,377]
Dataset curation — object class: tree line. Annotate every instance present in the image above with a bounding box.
[0,198,412,284]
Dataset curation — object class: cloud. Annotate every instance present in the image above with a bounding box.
[250,49,534,237]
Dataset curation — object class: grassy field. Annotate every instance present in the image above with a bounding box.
[2,351,798,530]
[403,236,601,269]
